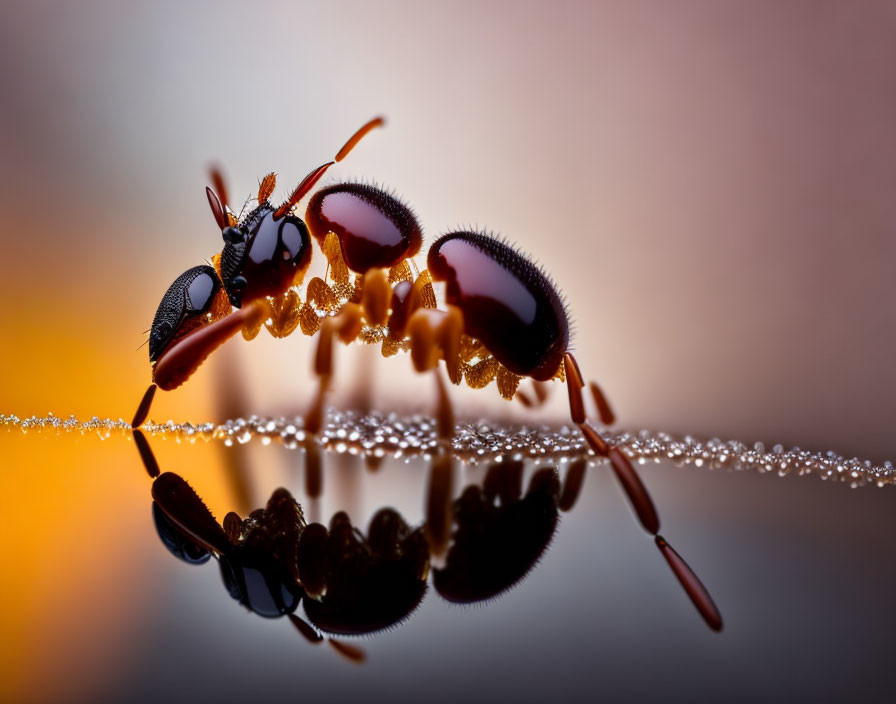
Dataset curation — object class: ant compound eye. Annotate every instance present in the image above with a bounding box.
[185,270,219,313]
[222,226,244,244]
[279,217,311,264]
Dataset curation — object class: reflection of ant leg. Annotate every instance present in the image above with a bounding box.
[564,351,722,632]
[558,458,586,512]
[515,379,552,409]
[288,614,366,664]
[424,453,455,556]
[132,429,160,479]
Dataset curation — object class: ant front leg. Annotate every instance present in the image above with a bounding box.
[131,302,268,428]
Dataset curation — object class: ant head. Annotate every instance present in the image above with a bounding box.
[149,265,227,363]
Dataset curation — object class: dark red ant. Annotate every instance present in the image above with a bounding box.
[131,117,722,632]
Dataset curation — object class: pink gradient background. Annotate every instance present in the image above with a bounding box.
[1,2,895,701]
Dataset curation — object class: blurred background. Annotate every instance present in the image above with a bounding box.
[1,1,895,702]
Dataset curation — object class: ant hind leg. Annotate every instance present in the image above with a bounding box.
[563,351,722,632]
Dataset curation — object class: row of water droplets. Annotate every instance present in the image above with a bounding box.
[1,410,892,488]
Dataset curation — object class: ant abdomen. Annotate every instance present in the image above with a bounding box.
[306,183,423,273]
[427,231,569,381]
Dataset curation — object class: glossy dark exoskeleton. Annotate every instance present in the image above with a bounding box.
[219,549,303,618]
[428,231,569,381]
[434,464,560,603]
[152,501,211,565]
[148,265,222,363]
[219,204,312,308]
[298,509,429,635]
[306,183,422,274]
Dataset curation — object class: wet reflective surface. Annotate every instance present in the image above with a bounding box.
[3,418,896,703]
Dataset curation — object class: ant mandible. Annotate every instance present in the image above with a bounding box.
[130,117,722,632]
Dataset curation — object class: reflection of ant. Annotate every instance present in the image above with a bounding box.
[136,431,575,659]
[130,117,721,631]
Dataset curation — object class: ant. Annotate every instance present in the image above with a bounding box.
[130,117,722,632]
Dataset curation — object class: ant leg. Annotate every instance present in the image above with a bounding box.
[304,436,323,498]
[516,380,550,409]
[131,302,266,427]
[405,308,459,438]
[306,317,336,436]
[328,639,366,664]
[515,388,536,408]
[361,269,390,326]
[305,299,361,434]
[565,353,658,533]
[242,298,272,341]
[439,305,463,386]
[275,117,385,218]
[131,384,157,428]
[289,613,324,643]
[565,353,586,424]
[425,452,454,556]
[564,352,722,631]
[289,610,367,663]
[132,429,160,478]
[483,460,524,505]
[655,536,723,631]
[589,381,616,426]
[152,302,268,392]
[434,366,454,442]
[334,303,363,344]
[558,458,586,512]
[407,309,441,373]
